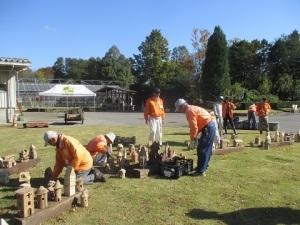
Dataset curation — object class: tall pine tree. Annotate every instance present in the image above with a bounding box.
[200,26,230,102]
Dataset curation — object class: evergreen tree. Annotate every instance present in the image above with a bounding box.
[200,26,230,101]
[133,29,170,86]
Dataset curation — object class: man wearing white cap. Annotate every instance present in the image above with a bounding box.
[43,130,106,184]
[175,99,216,177]
[86,132,116,166]
[213,96,224,136]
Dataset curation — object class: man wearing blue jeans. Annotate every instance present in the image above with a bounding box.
[175,99,216,177]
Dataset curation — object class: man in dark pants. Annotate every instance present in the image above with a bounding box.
[175,99,216,177]
[222,97,237,135]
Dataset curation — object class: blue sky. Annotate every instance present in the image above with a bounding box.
[1,0,299,70]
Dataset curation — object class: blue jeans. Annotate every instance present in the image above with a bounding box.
[76,168,94,185]
[248,111,257,130]
[196,121,216,173]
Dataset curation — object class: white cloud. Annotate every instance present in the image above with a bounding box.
[43,25,56,32]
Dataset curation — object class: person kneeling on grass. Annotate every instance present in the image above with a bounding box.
[43,130,106,184]
[86,132,116,166]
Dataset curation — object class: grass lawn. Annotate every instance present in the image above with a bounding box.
[0,125,299,225]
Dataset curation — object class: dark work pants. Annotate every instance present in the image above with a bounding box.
[196,121,216,173]
[223,114,236,134]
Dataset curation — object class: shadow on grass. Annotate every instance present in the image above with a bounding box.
[165,132,189,136]
[186,207,300,225]
[4,177,50,189]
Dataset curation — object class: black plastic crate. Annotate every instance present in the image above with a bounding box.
[114,136,136,146]
[159,158,193,179]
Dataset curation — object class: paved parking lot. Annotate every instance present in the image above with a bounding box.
[21,111,300,132]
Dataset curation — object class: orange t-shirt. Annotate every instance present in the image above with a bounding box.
[185,105,212,140]
[144,97,165,120]
[257,102,271,116]
[86,134,107,157]
[52,134,93,179]
[222,102,236,118]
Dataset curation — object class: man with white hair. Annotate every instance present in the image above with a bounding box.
[175,99,216,177]
[43,130,106,184]
[86,132,116,166]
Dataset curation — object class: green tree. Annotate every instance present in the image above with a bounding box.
[65,58,88,79]
[285,30,300,100]
[171,46,189,63]
[85,57,101,80]
[100,46,134,87]
[52,57,66,79]
[228,39,270,90]
[201,26,230,101]
[276,73,294,100]
[133,29,171,86]
[257,76,271,95]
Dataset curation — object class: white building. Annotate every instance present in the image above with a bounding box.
[0,57,31,124]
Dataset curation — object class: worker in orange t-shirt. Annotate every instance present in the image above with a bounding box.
[256,97,271,134]
[144,87,165,146]
[43,130,106,184]
[175,99,215,177]
[86,132,116,166]
[222,97,237,135]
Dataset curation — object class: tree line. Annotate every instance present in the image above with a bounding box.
[20,26,300,107]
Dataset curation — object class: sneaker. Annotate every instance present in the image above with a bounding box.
[93,168,106,182]
[192,172,206,177]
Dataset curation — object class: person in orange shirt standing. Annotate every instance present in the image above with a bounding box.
[256,97,271,134]
[175,99,216,177]
[222,97,237,135]
[86,132,116,166]
[43,130,106,184]
[144,87,165,146]
[248,103,257,130]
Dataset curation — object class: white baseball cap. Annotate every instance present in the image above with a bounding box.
[175,99,186,112]
[105,132,116,143]
[44,130,58,146]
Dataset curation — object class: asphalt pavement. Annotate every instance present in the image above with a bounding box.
[20,111,300,132]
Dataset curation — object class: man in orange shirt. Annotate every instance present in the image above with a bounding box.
[256,97,272,134]
[44,130,106,184]
[222,97,237,135]
[86,132,116,166]
[144,87,165,146]
[175,99,216,177]
[248,103,257,130]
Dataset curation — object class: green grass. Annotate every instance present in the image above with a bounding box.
[0,125,299,225]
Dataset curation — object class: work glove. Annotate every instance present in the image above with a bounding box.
[47,180,56,187]
[189,140,198,150]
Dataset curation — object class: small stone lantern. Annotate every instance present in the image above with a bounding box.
[128,144,135,155]
[29,144,37,159]
[118,168,126,179]
[35,186,49,209]
[54,180,63,202]
[76,178,84,192]
[80,189,89,207]
[131,150,139,163]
